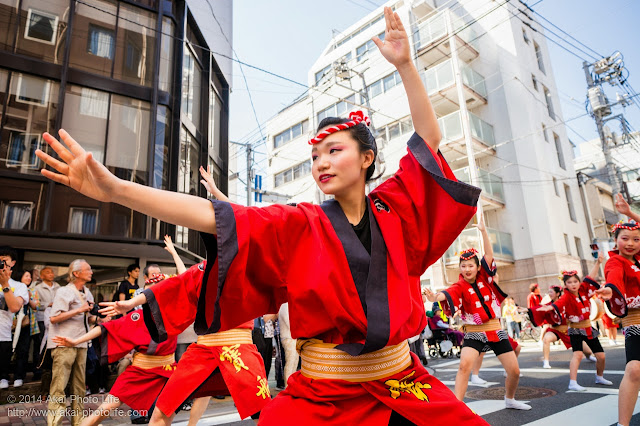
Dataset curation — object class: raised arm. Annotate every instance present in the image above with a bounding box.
[36,130,215,233]
[200,166,230,203]
[615,193,640,223]
[372,7,441,151]
[588,252,604,280]
[99,293,147,317]
[475,215,493,266]
[164,235,186,275]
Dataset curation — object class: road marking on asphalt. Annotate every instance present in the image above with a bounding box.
[440,380,500,388]
[437,367,627,375]
[566,386,621,395]
[522,395,640,426]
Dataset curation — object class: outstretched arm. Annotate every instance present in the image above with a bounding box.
[98,293,147,317]
[52,325,102,348]
[615,193,640,223]
[475,215,494,266]
[372,7,441,152]
[36,130,216,233]
[423,288,446,303]
[164,235,186,275]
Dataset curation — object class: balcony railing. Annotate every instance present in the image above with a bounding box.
[453,167,504,202]
[421,59,487,98]
[437,111,495,147]
[445,227,514,262]
[415,9,479,52]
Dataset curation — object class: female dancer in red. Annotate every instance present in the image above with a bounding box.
[36,8,486,425]
[596,194,640,426]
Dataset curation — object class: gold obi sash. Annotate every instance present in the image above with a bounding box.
[296,339,412,382]
[462,318,501,333]
[550,324,568,333]
[196,328,253,346]
[622,308,640,328]
[568,319,591,329]
[131,353,175,369]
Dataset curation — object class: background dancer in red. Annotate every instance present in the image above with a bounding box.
[426,217,530,411]
[36,8,486,425]
[538,258,611,391]
[596,194,640,426]
[527,284,542,309]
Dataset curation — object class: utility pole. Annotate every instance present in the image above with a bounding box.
[246,143,252,207]
[333,61,377,138]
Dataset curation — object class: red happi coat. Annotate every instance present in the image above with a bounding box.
[528,301,571,349]
[551,277,600,339]
[440,257,507,341]
[165,133,484,425]
[604,250,640,318]
[99,311,177,412]
[527,293,542,309]
[142,264,270,419]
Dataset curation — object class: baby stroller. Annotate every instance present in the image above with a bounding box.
[427,328,461,359]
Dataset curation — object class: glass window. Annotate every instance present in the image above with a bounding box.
[70,0,117,78]
[400,117,413,134]
[388,123,400,140]
[315,64,331,85]
[178,127,200,195]
[575,237,584,259]
[543,86,555,120]
[534,42,545,74]
[368,80,383,99]
[0,0,19,52]
[564,184,576,222]
[24,9,58,44]
[209,87,222,158]
[159,17,174,92]
[531,74,538,91]
[61,85,108,163]
[0,71,59,175]
[153,106,171,189]
[554,133,565,169]
[522,28,529,44]
[383,73,396,92]
[564,233,571,254]
[105,95,150,183]
[182,48,201,129]
[553,177,559,196]
[69,207,99,234]
[16,1,69,64]
[542,123,548,142]
[1,201,33,230]
[113,3,157,87]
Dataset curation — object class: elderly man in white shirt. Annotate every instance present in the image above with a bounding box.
[0,246,29,389]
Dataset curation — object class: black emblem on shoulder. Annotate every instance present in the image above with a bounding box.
[131,312,141,321]
[373,199,390,213]
[198,263,205,271]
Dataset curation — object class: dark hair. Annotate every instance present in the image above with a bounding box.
[126,263,140,275]
[316,117,378,181]
[0,246,18,262]
[614,224,640,239]
[143,264,160,278]
[529,283,539,292]
[550,285,563,296]
[459,256,480,266]
[562,273,580,284]
[11,269,29,282]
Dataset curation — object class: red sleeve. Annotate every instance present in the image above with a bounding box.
[581,276,600,294]
[207,201,310,332]
[553,293,568,312]
[441,283,463,317]
[371,133,480,276]
[100,312,150,364]
[604,256,628,317]
[142,264,202,342]
[527,294,535,309]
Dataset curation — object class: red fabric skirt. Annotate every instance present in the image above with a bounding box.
[546,329,571,349]
[602,314,615,329]
[155,342,270,419]
[109,364,175,413]
[257,352,487,426]
[508,336,519,351]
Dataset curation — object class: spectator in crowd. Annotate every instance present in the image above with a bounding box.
[47,259,97,426]
[253,315,274,380]
[503,297,521,341]
[34,266,60,391]
[527,283,542,309]
[278,303,299,385]
[115,264,140,302]
[0,246,29,389]
[12,269,40,387]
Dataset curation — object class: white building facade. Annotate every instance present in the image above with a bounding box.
[262,0,592,303]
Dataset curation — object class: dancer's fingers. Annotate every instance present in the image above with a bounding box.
[58,129,87,158]
[35,150,69,175]
[42,132,74,164]
[40,168,70,186]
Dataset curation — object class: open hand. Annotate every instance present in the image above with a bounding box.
[595,287,613,301]
[200,166,219,195]
[36,130,120,203]
[472,214,486,233]
[423,288,437,303]
[372,7,411,68]
[615,193,632,217]
[99,300,134,317]
[52,335,77,347]
[164,235,177,256]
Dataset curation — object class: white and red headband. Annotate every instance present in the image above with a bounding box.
[308,111,371,145]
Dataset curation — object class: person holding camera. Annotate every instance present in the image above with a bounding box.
[47,259,98,426]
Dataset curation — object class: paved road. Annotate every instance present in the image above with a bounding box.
[2,337,637,425]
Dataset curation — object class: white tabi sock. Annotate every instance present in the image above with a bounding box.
[470,375,487,385]
[568,380,586,391]
[504,397,531,410]
[595,374,613,386]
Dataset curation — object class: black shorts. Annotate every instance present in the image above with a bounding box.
[463,336,513,356]
[625,332,640,363]
[570,334,604,353]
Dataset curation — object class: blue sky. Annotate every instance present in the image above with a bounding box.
[229,0,640,181]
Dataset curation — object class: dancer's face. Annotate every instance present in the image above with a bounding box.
[459,259,479,282]
[616,229,640,258]
[311,130,373,197]
[564,276,581,293]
